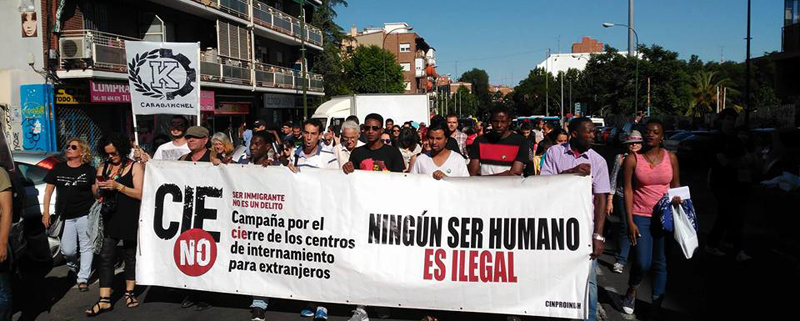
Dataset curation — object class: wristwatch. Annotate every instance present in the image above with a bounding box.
[592,233,606,243]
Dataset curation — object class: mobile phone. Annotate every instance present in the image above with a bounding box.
[96,175,106,182]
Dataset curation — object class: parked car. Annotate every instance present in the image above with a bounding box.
[13,151,62,264]
[664,131,693,151]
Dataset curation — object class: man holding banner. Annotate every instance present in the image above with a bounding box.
[541,117,610,321]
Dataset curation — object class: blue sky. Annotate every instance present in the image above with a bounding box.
[334,0,782,86]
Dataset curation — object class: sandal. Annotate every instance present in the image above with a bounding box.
[78,283,89,292]
[124,291,140,308]
[85,297,113,317]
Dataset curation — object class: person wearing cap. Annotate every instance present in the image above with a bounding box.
[608,130,642,274]
[178,126,212,162]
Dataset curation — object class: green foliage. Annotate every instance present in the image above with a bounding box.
[344,45,405,93]
[445,85,478,117]
[458,68,491,115]
[310,0,350,98]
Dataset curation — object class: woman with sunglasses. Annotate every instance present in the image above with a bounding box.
[390,125,401,143]
[396,127,420,172]
[85,133,144,316]
[43,139,98,292]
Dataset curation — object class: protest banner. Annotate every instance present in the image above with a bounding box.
[137,161,594,319]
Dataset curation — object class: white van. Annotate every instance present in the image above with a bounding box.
[311,94,430,129]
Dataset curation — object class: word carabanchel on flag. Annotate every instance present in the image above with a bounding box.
[124,41,200,115]
[137,161,594,319]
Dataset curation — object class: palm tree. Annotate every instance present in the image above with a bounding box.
[685,71,737,118]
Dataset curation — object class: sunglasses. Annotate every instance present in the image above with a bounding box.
[66,144,79,150]
[365,126,382,132]
[392,129,400,133]
[382,139,392,144]
[106,151,119,156]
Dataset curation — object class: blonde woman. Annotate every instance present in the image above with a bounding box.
[210,132,235,165]
[42,139,98,291]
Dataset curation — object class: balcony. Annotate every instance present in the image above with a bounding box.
[58,29,137,73]
[252,1,323,47]
[174,0,323,48]
[57,30,324,95]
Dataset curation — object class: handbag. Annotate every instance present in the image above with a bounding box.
[673,204,699,259]
[47,214,63,238]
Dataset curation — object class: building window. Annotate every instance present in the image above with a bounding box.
[399,43,411,52]
[404,81,411,91]
[400,63,411,71]
[787,0,800,25]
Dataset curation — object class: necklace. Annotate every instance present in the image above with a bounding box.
[644,149,662,167]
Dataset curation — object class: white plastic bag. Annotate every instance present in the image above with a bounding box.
[673,204,698,259]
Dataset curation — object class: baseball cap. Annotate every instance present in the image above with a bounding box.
[623,130,643,144]
[185,126,209,138]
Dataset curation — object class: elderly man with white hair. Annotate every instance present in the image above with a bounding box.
[334,121,365,168]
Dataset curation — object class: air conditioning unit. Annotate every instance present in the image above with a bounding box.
[59,37,93,59]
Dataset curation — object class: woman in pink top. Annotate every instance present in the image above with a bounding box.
[621,119,681,316]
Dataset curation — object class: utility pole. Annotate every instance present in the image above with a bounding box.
[569,77,573,115]
[545,49,550,117]
[647,77,651,116]
[300,1,308,119]
[745,0,752,126]
[560,71,564,121]
[628,0,635,57]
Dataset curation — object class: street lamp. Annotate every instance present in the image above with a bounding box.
[603,22,640,117]
[382,26,413,93]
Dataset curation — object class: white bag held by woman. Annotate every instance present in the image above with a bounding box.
[673,204,698,259]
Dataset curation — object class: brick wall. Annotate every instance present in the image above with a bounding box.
[382,32,418,93]
[572,37,603,54]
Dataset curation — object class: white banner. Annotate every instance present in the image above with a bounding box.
[125,41,200,115]
[137,161,594,319]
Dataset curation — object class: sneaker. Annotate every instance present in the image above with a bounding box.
[300,308,315,317]
[251,307,266,321]
[180,295,195,309]
[612,262,624,274]
[195,301,212,311]
[348,307,369,321]
[622,294,635,315]
[314,306,328,320]
[704,246,725,257]
[735,251,752,262]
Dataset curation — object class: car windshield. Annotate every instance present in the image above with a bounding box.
[16,162,50,185]
[669,132,693,140]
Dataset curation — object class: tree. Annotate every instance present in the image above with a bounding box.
[343,45,404,93]
[459,69,491,114]
[311,0,350,98]
[686,71,736,118]
[447,85,478,117]
[511,68,555,116]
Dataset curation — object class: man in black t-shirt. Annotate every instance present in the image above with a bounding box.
[467,107,529,176]
[179,126,212,162]
[343,114,404,173]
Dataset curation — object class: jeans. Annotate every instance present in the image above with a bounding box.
[251,297,269,309]
[628,215,667,300]
[61,215,94,283]
[587,259,598,321]
[0,273,11,321]
[614,194,631,266]
[98,237,136,288]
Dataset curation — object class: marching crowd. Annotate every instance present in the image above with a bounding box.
[0,106,759,321]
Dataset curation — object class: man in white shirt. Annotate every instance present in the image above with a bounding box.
[446,113,468,157]
[334,121,364,168]
[288,119,338,170]
[410,121,469,179]
[153,116,191,160]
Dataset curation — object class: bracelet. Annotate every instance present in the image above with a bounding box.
[592,233,606,243]
[119,185,126,193]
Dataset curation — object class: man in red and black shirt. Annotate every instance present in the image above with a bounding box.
[467,107,530,176]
